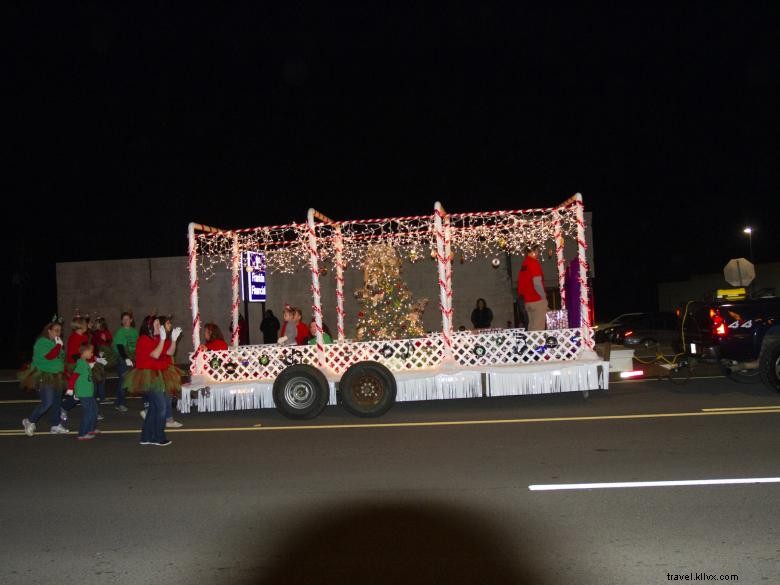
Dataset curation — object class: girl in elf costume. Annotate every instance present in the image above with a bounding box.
[90,316,116,404]
[141,315,184,428]
[123,315,174,446]
[20,317,69,436]
[113,311,137,412]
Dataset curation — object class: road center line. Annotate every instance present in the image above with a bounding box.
[529,477,780,491]
[1,407,779,436]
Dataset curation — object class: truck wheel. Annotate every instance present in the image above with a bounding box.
[758,337,780,392]
[272,364,330,419]
[339,361,397,417]
[720,364,761,384]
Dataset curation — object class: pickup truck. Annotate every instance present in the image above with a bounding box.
[682,297,780,392]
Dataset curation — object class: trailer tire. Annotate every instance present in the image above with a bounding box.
[273,364,330,419]
[339,361,397,418]
[758,337,780,392]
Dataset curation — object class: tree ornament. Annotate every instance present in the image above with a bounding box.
[472,344,487,357]
[491,258,501,268]
[209,356,222,370]
[381,344,394,358]
[259,355,270,367]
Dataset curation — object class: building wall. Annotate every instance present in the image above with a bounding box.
[56,251,573,354]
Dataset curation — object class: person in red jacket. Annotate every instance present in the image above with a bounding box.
[517,246,549,331]
[199,323,228,351]
[278,305,309,345]
[90,316,115,404]
[144,315,184,429]
[123,316,174,446]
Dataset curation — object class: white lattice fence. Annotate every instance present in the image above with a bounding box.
[192,328,588,382]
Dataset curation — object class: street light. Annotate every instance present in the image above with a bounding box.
[743,227,754,264]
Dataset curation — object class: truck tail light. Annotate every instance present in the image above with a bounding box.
[624,330,634,337]
[709,309,727,337]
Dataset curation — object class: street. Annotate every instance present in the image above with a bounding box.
[1,376,778,585]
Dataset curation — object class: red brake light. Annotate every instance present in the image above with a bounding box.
[624,330,634,337]
[710,309,727,337]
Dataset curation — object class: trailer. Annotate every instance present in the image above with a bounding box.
[180,193,608,418]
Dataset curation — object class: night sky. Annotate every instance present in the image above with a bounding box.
[5,4,780,365]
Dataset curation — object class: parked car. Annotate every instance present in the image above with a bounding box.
[595,312,680,347]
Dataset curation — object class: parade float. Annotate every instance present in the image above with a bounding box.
[181,193,608,419]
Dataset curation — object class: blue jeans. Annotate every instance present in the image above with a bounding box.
[28,386,62,426]
[115,360,128,407]
[141,391,168,444]
[78,397,97,437]
[95,379,106,401]
[145,394,173,420]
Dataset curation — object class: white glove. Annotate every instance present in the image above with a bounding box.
[172,327,182,341]
[125,358,134,367]
[88,362,96,369]
[277,336,288,345]
[95,357,108,366]
[159,327,167,341]
[54,336,63,346]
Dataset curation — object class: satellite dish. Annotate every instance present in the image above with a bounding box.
[723,258,755,287]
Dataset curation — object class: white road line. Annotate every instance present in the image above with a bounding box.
[529,478,780,491]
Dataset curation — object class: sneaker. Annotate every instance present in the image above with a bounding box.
[22,418,35,437]
[99,398,112,404]
[115,405,128,413]
[60,408,68,422]
[97,413,105,421]
[165,419,183,428]
[77,434,94,441]
[50,424,69,434]
[140,409,147,420]
[153,440,172,447]
[140,441,153,446]
[88,429,102,436]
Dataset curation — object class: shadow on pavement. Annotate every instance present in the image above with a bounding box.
[250,501,547,585]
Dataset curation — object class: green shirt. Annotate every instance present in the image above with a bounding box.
[307,332,333,345]
[113,327,139,358]
[31,338,64,373]
[73,359,94,398]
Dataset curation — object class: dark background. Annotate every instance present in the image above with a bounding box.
[4,3,779,366]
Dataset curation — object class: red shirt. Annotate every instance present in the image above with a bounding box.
[135,335,169,371]
[205,339,228,351]
[517,255,545,303]
[66,331,90,365]
[92,329,113,348]
[281,322,310,345]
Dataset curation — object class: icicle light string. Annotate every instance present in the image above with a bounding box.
[194,206,581,279]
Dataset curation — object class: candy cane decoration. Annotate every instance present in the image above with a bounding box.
[334,224,346,342]
[434,202,454,362]
[188,222,222,374]
[307,208,326,368]
[573,193,593,347]
[553,210,566,309]
[230,232,240,348]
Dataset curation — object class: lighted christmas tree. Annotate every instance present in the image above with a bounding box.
[354,243,428,340]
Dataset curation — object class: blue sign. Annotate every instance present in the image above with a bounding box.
[242,252,266,302]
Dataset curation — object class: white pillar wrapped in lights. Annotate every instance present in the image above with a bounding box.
[434,201,454,362]
[230,232,241,348]
[334,224,346,342]
[573,192,592,347]
[307,208,328,368]
[553,209,566,309]
[187,221,222,374]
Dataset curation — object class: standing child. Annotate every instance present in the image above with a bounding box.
[69,342,99,440]
[20,317,69,436]
[113,311,138,412]
[91,316,115,404]
[62,316,91,422]
[123,316,172,446]
[141,315,184,428]
[278,305,309,345]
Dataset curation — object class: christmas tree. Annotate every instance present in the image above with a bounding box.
[354,243,428,340]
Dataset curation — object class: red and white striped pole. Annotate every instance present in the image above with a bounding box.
[230,232,240,348]
[434,202,454,362]
[573,193,593,347]
[307,209,326,368]
[553,210,566,310]
[188,222,223,374]
[334,224,346,342]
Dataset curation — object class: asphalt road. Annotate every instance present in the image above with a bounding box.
[1,376,778,585]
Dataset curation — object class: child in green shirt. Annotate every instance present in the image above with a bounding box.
[68,343,99,440]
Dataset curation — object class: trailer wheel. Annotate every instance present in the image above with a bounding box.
[339,361,397,418]
[758,337,780,392]
[273,364,330,419]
